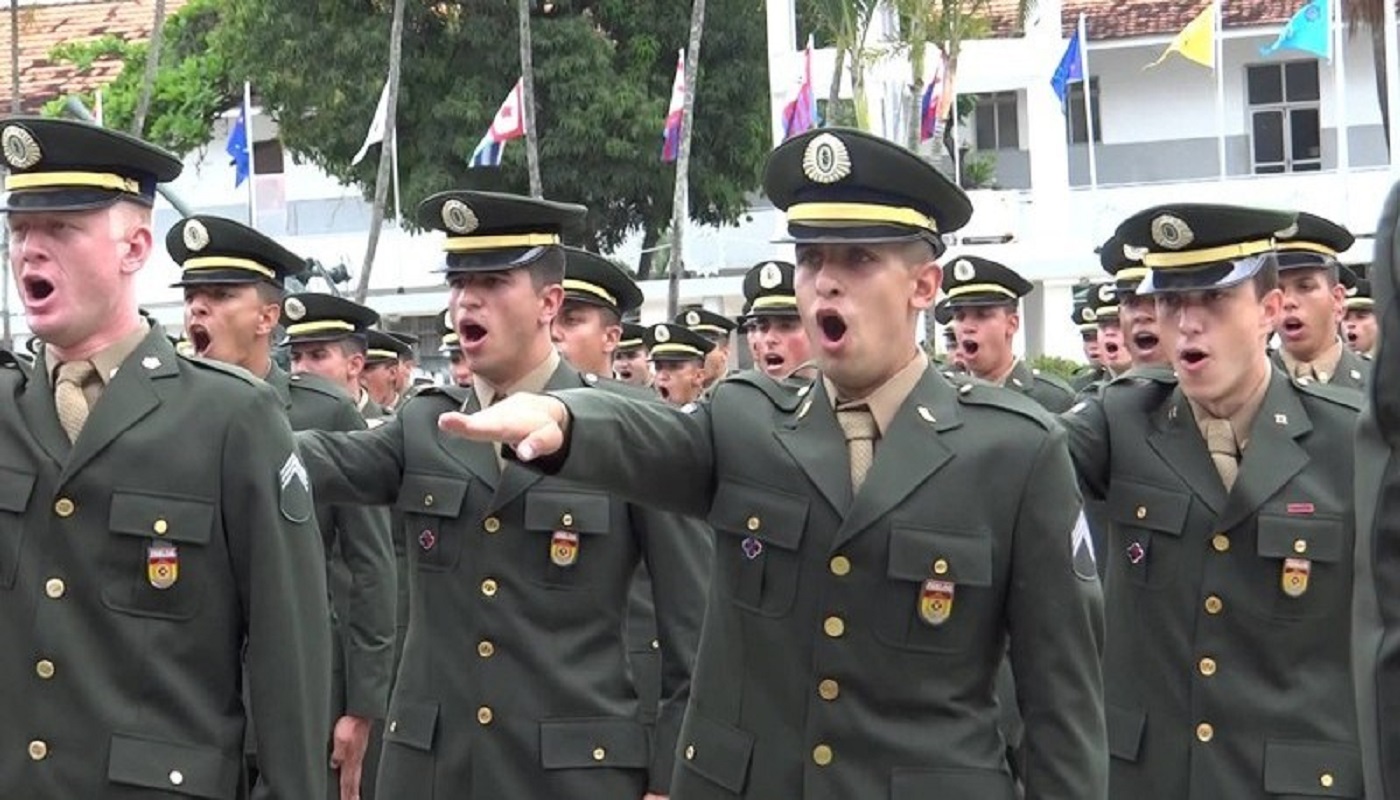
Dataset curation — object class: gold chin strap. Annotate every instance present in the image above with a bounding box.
[285,320,356,336]
[563,279,617,306]
[786,202,938,233]
[442,233,560,253]
[5,171,141,194]
[1276,241,1337,257]
[750,296,797,310]
[1142,239,1273,269]
[945,283,1018,300]
[183,257,276,281]
[650,343,704,359]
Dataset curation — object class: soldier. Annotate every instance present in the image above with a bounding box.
[362,330,408,411]
[1103,235,1174,374]
[295,190,710,800]
[442,127,1108,799]
[1069,288,1106,392]
[613,322,652,388]
[283,293,387,421]
[1271,212,1369,390]
[169,215,396,800]
[1089,282,1134,377]
[945,255,1076,412]
[739,260,815,380]
[646,322,713,407]
[1062,204,1362,799]
[0,116,330,797]
[440,308,474,387]
[1342,270,1376,356]
[389,332,420,409]
[676,306,735,388]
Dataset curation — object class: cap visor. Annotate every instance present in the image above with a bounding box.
[170,271,272,289]
[438,245,551,275]
[4,188,135,213]
[1137,254,1271,295]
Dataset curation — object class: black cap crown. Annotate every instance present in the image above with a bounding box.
[941,255,1033,308]
[675,306,736,338]
[740,260,798,320]
[417,190,586,275]
[1116,203,1296,294]
[645,322,714,362]
[280,293,379,346]
[563,248,643,316]
[617,322,648,351]
[365,330,411,364]
[1275,211,1354,272]
[168,215,304,289]
[438,308,461,353]
[1,116,182,212]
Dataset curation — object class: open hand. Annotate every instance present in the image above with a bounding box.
[438,393,569,461]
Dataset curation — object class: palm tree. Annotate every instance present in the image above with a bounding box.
[518,0,544,197]
[666,0,707,318]
[809,0,878,127]
[131,0,167,136]
[1342,0,1391,154]
[354,0,407,304]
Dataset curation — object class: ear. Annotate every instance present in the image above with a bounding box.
[1007,310,1021,337]
[1259,287,1284,334]
[347,352,365,381]
[255,302,281,339]
[539,283,565,324]
[911,263,942,312]
[1330,282,1347,322]
[602,323,621,356]
[118,223,153,276]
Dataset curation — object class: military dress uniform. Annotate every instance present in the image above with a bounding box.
[1271,212,1371,391]
[0,117,330,798]
[297,191,712,799]
[1069,290,1106,393]
[1062,204,1364,799]
[518,128,1107,799]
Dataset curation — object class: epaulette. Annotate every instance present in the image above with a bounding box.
[1294,378,1365,412]
[585,373,659,402]
[718,369,809,413]
[1109,365,1177,387]
[180,354,259,385]
[1031,367,1075,394]
[287,371,348,400]
[411,384,472,406]
[0,348,30,377]
[947,373,1055,431]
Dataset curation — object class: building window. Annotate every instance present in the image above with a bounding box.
[1065,78,1102,144]
[1247,60,1321,174]
[972,91,1019,151]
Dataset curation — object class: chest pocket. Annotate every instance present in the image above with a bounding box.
[103,491,214,620]
[1107,481,1191,590]
[1242,514,1348,621]
[875,525,995,654]
[708,480,808,617]
[523,488,614,589]
[396,473,470,572]
[0,468,35,590]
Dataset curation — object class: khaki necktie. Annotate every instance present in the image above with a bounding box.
[1202,417,1239,493]
[836,405,878,492]
[54,360,96,443]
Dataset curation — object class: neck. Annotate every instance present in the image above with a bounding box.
[1287,336,1337,365]
[243,343,273,379]
[1195,354,1271,420]
[48,312,144,363]
[980,354,1017,385]
[830,345,919,401]
[480,336,555,391]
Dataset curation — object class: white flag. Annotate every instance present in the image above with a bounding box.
[351,78,391,166]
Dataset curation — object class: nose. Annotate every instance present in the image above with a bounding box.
[810,264,841,299]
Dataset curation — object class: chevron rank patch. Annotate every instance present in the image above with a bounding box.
[279,452,312,523]
[1071,510,1097,581]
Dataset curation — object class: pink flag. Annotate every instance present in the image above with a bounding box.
[661,49,685,163]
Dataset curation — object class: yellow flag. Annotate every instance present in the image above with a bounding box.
[1148,3,1216,69]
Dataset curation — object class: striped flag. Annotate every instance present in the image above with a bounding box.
[661,49,685,163]
[919,52,953,142]
[469,78,526,169]
[781,35,818,140]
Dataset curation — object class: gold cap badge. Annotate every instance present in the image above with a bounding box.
[1151,214,1194,250]
[1,125,40,169]
[442,199,479,234]
[759,262,782,289]
[802,133,852,185]
[284,297,307,321]
[182,219,210,252]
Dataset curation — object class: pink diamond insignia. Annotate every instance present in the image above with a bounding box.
[419,529,438,552]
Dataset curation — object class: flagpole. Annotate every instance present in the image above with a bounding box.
[1078,13,1099,190]
[1385,0,1400,174]
[1214,0,1227,181]
[243,81,258,228]
[1331,0,1350,202]
[390,125,403,227]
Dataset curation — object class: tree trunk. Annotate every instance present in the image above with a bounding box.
[1374,21,1391,155]
[5,0,20,348]
[131,0,167,136]
[637,223,662,280]
[518,0,543,197]
[9,0,19,113]
[666,0,707,318]
[827,44,845,119]
[353,0,406,305]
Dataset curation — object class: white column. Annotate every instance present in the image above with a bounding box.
[766,0,797,147]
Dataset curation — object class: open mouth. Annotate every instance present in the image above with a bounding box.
[1281,318,1305,336]
[816,311,848,344]
[1347,331,1359,343]
[762,353,785,369]
[1132,332,1160,351]
[657,385,671,401]
[22,276,54,303]
[1178,347,1209,367]
[458,322,488,345]
[1103,342,1120,357]
[961,340,980,356]
[188,324,212,355]
[615,366,633,379]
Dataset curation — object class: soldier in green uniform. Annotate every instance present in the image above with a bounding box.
[612,322,652,388]
[676,306,736,389]
[1061,204,1363,799]
[1342,267,1376,356]
[363,330,409,413]
[284,293,387,421]
[388,332,420,410]
[0,116,330,797]
[440,308,475,387]
[1087,281,1134,378]
[944,255,1077,412]
[169,216,397,800]
[646,322,714,407]
[739,260,816,381]
[1069,288,1107,392]
[1103,234,1174,378]
[442,127,1108,800]
[1271,212,1370,390]
[295,190,714,800]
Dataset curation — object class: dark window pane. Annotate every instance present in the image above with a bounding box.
[975,97,997,150]
[1293,161,1322,172]
[1248,65,1283,105]
[1257,164,1287,174]
[997,94,1019,148]
[1290,107,1321,160]
[1253,110,1285,163]
[1285,60,1320,101]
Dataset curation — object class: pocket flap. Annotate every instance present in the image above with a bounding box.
[396,473,469,518]
[887,526,993,586]
[384,700,440,752]
[540,717,648,769]
[1263,740,1362,797]
[1108,481,1190,535]
[1257,516,1344,563]
[1106,704,1146,762]
[107,733,239,798]
[677,712,755,794]
[525,489,613,535]
[891,767,1017,800]
[0,468,35,513]
[708,480,809,551]
[109,491,214,545]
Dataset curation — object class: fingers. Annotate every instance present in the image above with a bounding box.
[339,761,362,800]
[515,423,564,462]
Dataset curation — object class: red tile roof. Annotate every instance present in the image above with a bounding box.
[0,0,188,113]
[983,0,1299,41]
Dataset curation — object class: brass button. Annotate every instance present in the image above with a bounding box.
[812,744,833,766]
[478,640,495,658]
[592,747,606,761]
[1199,657,1217,677]
[1211,534,1230,553]
[1293,538,1308,555]
[423,494,435,507]
[1204,596,1223,615]
[933,558,949,576]
[746,516,761,531]
[27,740,47,761]
[1196,722,1214,742]
[684,744,696,760]
[829,556,851,576]
[651,639,659,650]
[823,616,845,638]
[1320,772,1335,788]
[561,513,575,528]
[477,706,493,725]
[1135,506,1147,520]
[483,517,501,534]
[481,578,498,597]
[53,498,74,518]
[44,578,65,599]
[818,679,840,701]
[35,660,54,680]
[389,720,398,733]
[152,518,168,536]
[169,770,184,786]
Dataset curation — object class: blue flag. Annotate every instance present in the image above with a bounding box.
[1261,0,1330,59]
[226,107,250,188]
[1051,29,1084,104]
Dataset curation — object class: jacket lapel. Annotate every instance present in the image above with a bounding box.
[488,364,579,511]
[17,350,72,466]
[834,369,959,548]
[1004,360,1035,397]
[1216,374,1311,532]
[435,387,500,492]
[60,330,174,482]
[1145,389,1228,516]
[773,381,853,517]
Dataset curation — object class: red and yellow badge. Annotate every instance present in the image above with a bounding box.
[919,579,955,627]
[147,542,179,590]
[1282,557,1311,598]
[551,531,580,567]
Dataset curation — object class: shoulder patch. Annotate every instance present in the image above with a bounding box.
[1294,379,1364,412]
[410,384,472,407]
[181,354,259,385]
[719,369,809,412]
[952,377,1056,431]
[1033,371,1075,395]
[287,371,347,400]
